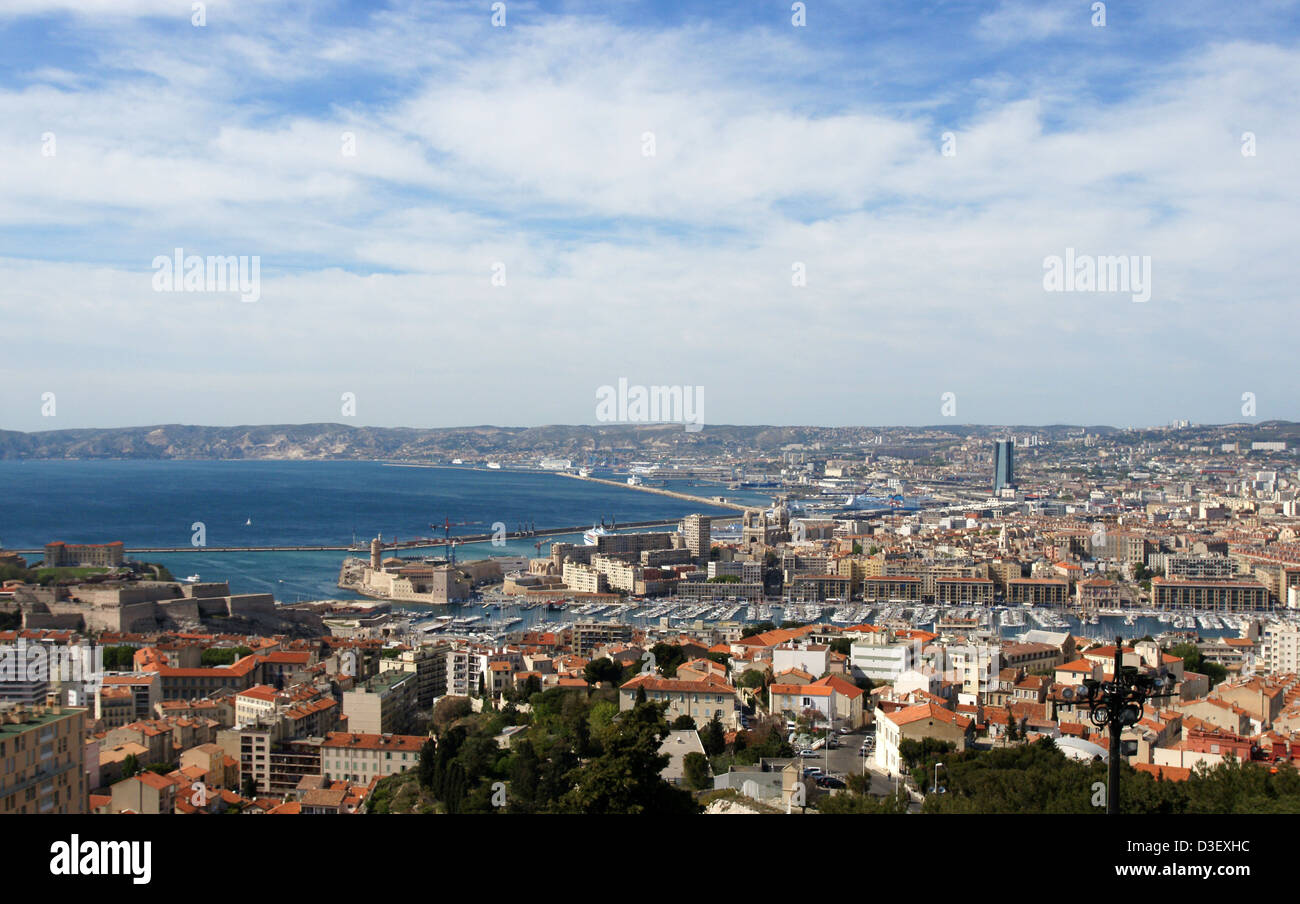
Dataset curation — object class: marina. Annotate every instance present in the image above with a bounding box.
[385,593,1296,647]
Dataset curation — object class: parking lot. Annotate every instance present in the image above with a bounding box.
[796,726,899,797]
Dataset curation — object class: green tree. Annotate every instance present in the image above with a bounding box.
[649,643,686,677]
[1169,642,1228,687]
[508,742,540,813]
[583,657,622,686]
[701,713,727,757]
[557,701,700,814]
[683,752,712,790]
[418,738,437,789]
[121,753,140,779]
[819,786,909,814]
[201,646,252,667]
[532,739,579,812]
[443,762,467,814]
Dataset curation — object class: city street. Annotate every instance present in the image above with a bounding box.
[805,728,899,798]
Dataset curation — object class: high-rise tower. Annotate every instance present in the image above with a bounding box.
[993,440,1015,493]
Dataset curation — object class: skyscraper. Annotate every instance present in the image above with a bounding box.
[680,514,711,558]
[993,440,1015,492]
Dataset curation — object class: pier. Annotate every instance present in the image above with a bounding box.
[3,516,731,556]
[557,472,751,511]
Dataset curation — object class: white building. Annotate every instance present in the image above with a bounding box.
[849,641,915,683]
[1262,623,1300,675]
[772,642,830,678]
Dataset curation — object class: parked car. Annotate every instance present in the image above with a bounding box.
[838,727,851,735]
[816,776,847,789]
[798,748,818,757]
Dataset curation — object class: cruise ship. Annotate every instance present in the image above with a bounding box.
[584,525,609,546]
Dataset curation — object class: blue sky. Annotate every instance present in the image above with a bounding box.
[1,0,1297,431]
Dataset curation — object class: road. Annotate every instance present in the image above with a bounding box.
[800,726,921,810]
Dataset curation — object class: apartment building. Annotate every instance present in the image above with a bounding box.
[97,673,162,727]
[593,531,673,558]
[394,643,449,708]
[320,732,425,785]
[772,642,830,677]
[142,653,262,701]
[680,514,711,558]
[446,646,487,697]
[562,561,608,594]
[1092,530,1153,565]
[1262,623,1300,674]
[769,682,835,722]
[1151,578,1270,612]
[934,577,995,606]
[218,724,324,796]
[618,674,738,728]
[675,580,764,603]
[570,622,633,658]
[0,703,87,814]
[109,771,177,815]
[862,576,922,602]
[707,560,764,583]
[342,669,416,734]
[591,554,639,593]
[1007,579,1069,607]
[789,574,852,602]
[849,640,916,683]
[874,702,972,776]
[1159,553,1237,580]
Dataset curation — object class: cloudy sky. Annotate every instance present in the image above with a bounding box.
[1,0,1297,431]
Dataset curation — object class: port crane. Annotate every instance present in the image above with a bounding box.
[431,518,478,565]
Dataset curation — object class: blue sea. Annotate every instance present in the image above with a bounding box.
[0,461,1248,640]
[0,461,752,601]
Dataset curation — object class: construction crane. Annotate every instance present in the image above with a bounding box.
[431,518,478,565]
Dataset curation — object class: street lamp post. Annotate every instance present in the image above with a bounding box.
[1049,635,1175,814]
[931,761,946,794]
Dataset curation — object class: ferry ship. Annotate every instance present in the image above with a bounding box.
[486,462,501,470]
[584,525,609,545]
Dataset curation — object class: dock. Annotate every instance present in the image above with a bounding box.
[3,516,731,556]
[557,472,751,511]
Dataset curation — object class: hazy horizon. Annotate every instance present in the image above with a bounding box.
[1,418,1293,435]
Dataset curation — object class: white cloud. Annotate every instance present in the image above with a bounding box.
[0,7,1297,429]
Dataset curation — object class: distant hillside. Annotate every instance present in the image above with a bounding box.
[0,421,1293,461]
